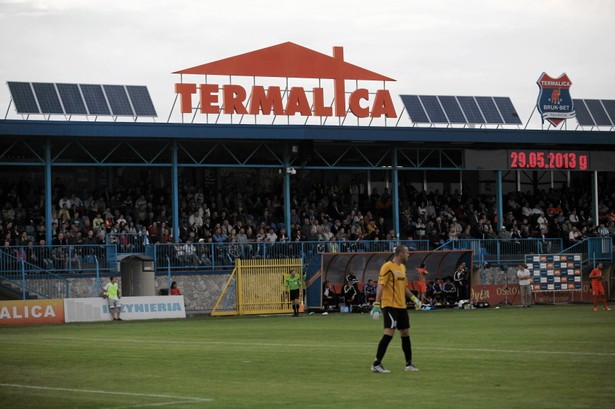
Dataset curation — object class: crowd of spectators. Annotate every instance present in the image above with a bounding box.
[1,172,615,257]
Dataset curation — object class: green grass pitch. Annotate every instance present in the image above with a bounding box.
[1,304,614,409]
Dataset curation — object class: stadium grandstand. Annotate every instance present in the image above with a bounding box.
[1,43,614,311]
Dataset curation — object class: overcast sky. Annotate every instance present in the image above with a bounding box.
[0,0,614,127]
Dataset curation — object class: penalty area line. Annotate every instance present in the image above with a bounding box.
[0,383,213,404]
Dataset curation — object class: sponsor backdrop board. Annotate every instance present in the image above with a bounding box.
[64,295,186,323]
[0,299,65,326]
[525,253,582,292]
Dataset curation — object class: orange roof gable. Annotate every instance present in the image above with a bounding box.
[174,42,395,81]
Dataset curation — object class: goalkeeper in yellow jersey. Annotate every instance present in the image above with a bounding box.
[370,245,421,373]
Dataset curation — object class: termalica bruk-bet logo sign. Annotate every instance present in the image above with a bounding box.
[536,72,575,127]
[173,42,397,119]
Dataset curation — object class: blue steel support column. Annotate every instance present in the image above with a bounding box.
[45,140,53,245]
[171,141,180,241]
[392,147,400,240]
[283,147,291,236]
[591,171,599,227]
[496,170,503,231]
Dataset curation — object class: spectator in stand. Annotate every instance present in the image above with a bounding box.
[415,218,427,240]
[212,227,228,243]
[265,227,278,243]
[460,225,473,239]
[569,209,580,227]
[568,226,582,244]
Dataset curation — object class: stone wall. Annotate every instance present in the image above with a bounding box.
[27,273,232,313]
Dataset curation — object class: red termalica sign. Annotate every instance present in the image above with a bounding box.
[174,42,397,119]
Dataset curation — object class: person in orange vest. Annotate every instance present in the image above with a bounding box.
[416,263,429,304]
[589,263,610,311]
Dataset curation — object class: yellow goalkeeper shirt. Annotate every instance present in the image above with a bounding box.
[378,261,408,309]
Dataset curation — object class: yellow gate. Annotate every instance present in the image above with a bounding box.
[211,258,303,316]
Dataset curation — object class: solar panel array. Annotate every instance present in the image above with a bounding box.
[400,95,522,125]
[573,99,615,127]
[6,82,157,117]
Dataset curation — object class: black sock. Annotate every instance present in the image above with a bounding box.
[401,335,412,365]
[374,334,393,365]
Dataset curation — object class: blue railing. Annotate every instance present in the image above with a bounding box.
[149,239,431,272]
[0,256,70,300]
[436,238,565,265]
[1,237,611,299]
[562,237,613,264]
[0,244,118,275]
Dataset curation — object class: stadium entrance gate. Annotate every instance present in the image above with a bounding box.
[211,258,303,316]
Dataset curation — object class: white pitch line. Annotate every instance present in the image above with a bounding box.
[105,399,207,409]
[0,383,212,403]
[45,336,615,357]
[413,346,615,357]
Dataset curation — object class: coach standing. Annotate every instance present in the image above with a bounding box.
[516,264,532,307]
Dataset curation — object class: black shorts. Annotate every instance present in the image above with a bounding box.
[289,289,300,301]
[382,307,410,330]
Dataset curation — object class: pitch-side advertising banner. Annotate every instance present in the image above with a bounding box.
[0,299,65,326]
[64,295,186,323]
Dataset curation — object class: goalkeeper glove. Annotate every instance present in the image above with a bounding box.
[370,302,382,320]
[410,295,422,310]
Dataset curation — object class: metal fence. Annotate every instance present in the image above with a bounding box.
[1,237,612,299]
[148,239,432,272]
[436,238,565,265]
[0,244,117,275]
[562,237,613,264]
[0,250,71,299]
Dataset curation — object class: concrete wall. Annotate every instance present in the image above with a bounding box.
[27,273,232,313]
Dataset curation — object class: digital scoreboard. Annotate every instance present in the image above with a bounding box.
[508,150,590,171]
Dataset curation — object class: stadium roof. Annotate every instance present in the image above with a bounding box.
[173,42,395,81]
[1,119,614,147]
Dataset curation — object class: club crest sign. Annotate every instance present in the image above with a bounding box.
[536,72,575,127]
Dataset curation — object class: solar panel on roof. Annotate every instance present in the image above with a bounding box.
[419,95,448,123]
[438,96,466,124]
[457,96,485,124]
[493,97,522,125]
[104,85,134,116]
[7,82,40,114]
[399,95,429,123]
[475,96,504,124]
[601,100,615,125]
[584,99,613,126]
[126,85,157,117]
[572,99,594,126]
[32,83,64,114]
[57,83,88,115]
[80,84,111,115]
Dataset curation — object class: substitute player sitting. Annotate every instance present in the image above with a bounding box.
[589,263,610,311]
[370,245,421,374]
